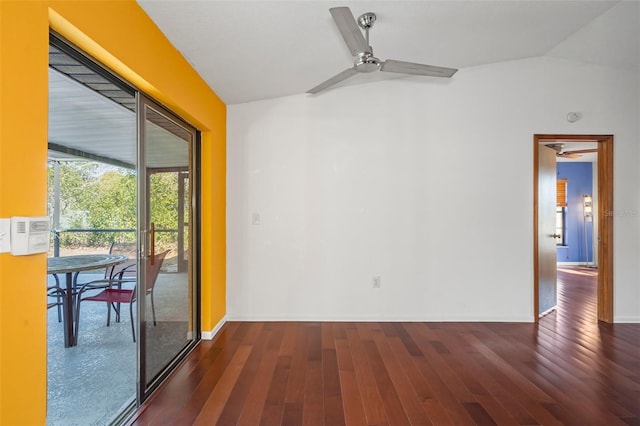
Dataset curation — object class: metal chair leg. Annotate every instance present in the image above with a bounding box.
[129,302,136,342]
[53,274,62,322]
[74,294,81,343]
[150,291,157,326]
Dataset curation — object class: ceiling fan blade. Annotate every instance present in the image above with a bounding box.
[562,153,582,159]
[381,59,458,78]
[307,68,358,94]
[330,7,369,56]
[563,148,597,154]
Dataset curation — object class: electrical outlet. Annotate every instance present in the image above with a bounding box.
[373,276,381,288]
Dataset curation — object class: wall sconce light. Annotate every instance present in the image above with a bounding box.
[583,195,593,218]
[583,194,593,266]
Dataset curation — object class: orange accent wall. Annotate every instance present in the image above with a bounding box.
[0,2,50,423]
[0,1,226,423]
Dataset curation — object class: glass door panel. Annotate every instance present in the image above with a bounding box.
[47,37,138,426]
[138,96,197,394]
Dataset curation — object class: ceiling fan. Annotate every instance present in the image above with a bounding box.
[546,144,597,159]
[307,7,458,94]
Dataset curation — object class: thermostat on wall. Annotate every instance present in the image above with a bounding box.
[10,216,50,256]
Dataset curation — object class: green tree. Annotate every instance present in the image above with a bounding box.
[47,161,98,246]
[48,161,184,250]
[150,172,180,246]
[83,169,137,245]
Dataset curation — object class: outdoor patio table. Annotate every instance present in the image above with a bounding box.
[48,254,128,347]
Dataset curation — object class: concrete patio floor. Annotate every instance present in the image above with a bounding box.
[47,272,191,425]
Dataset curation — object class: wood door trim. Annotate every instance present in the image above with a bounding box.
[597,138,614,322]
[533,134,614,323]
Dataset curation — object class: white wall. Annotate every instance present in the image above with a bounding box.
[227,56,640,322]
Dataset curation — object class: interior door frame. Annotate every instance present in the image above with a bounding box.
[533,134,614,323]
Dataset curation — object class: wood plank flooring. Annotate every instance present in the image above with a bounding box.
[129,268,640,425]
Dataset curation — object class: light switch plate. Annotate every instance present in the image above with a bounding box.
[0,218,10,253]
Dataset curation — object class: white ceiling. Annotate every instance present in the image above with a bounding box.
[137,0,639,105]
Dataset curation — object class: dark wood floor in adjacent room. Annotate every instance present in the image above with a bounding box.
[130,267,640,425]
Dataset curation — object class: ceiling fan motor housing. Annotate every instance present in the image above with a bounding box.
[355,52,380,72]
[357,12,376,29]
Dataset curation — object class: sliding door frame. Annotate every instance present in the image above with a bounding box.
[136,93,201,402]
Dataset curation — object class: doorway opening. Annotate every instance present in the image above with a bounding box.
[533,134,613,323]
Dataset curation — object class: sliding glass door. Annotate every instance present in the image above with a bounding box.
[137,95,199,397]
[48,36,200,423]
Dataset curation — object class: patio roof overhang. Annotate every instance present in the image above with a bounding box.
[48,47,190,170]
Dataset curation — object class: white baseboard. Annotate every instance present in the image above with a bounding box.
[539,306,556,318]
[614,316,640,323]
[225,314,533,323]
[201,315,227,340]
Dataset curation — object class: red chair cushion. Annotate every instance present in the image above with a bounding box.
[83,289,134,304]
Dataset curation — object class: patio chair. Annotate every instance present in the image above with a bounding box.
[72,241,138,291]
[108,241,138,278]
[47,274,65,322]
[75,251,167,342]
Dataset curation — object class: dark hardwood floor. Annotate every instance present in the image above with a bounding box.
[130,267,640,425]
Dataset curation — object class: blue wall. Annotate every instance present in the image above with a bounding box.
[556,162,593,262]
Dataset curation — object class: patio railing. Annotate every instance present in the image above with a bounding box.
[51,228,186,272]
